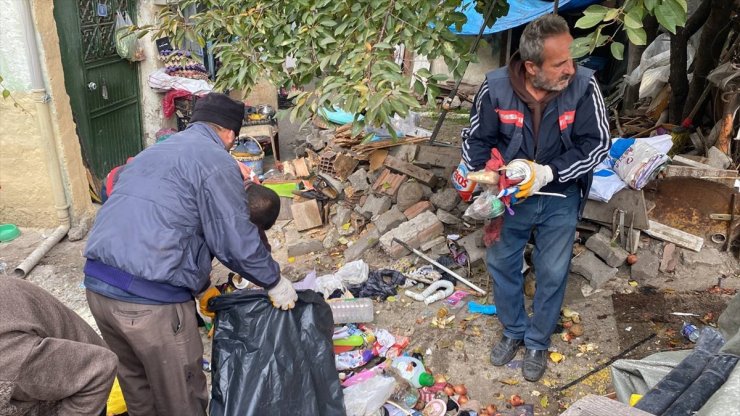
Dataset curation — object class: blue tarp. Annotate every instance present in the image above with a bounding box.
[451,0,601,35]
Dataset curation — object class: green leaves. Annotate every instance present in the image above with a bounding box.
[655,0,687,34]
[610,41,625,60]
[626,26,647,45]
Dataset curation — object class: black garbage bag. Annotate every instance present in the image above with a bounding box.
[635,328,725,415]
[208,290,345,416]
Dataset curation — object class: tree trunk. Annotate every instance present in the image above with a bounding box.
[669,27,689,124]
[622,16,658,113]
[681,0,733,120]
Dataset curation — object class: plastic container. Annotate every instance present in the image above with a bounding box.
[682,322,700,343]
[391,356,434,389]
[386,367,421,408]
[328,298,374,324]
[0,224,20,242]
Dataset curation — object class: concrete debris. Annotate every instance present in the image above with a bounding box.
[706,146,732,169]
[287,235,324,257]
[457,229,486,264]
[430,188,461,212]
[323,227,341,249]
[356,194,392,219]
[373,207,407,235]
[344,229,380,262]
[332,206,353,229]
[379,211,444,258]
[306,134,326,151]
[436,209,461,225]
[396,182,424,211]
[585,232,629,268]
[681,247,726,268]
[630,252,660,281]
[570,251,618,289]
[388,144,418,163]
[420,236,446,252]
[347,168,371,192]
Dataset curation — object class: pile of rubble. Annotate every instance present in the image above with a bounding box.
[271,122,485,270]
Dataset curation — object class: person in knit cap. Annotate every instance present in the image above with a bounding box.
[83,92,296,415]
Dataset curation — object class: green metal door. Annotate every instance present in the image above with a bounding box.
[54,0,143,179]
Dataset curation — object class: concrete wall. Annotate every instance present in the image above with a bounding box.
[429,36,502,85]
[410,36,503,90]
[0,0,95,228]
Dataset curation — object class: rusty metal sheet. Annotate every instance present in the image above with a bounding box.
[644,177,736,239]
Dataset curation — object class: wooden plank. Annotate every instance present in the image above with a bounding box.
[290,199,323,231]
[671,155,714,168]
[583,189,649,230]
[645,220,704,252]
[664,165,738,187]
[277,196,293,221]
[415,145,462,168]
[560,395,654,416]
[384,155,437,186]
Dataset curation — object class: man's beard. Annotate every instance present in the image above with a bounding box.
[532,70,571,92]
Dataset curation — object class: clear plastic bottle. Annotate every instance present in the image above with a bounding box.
[328,298,374,324]
[682,322,700,343]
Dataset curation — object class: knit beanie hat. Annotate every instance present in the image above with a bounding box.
[190,93,245,137]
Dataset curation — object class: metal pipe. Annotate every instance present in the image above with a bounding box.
[14,0,72,278]
[392,238,487,295]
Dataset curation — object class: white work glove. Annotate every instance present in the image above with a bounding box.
[512,160,553,199]
[267,277,298,310]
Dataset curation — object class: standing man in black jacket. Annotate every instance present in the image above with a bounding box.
[461,14,610,382]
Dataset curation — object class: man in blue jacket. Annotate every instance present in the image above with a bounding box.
[461,15,610,382]
[83,93,297,415]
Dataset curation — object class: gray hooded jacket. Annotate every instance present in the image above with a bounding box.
[84,122,280,302]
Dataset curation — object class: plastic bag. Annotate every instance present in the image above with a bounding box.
[115,11,143,62]
[343,374,396,416]
[106,377,127,415]
[334,260,370,286]
[208,290,345,416]
[464,190,505,220]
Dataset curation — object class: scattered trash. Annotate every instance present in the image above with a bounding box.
[681,322,700,343]
[549,352,565,364]
[404,280,455,305]
[468,301,497,315]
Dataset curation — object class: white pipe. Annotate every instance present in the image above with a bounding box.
[404,280,455,305]
[14,0,71,278]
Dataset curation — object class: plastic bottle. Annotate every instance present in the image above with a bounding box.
[682,322,700,343]
[385,367,421,409]
[328,298,374,324]
[391,356,434,389]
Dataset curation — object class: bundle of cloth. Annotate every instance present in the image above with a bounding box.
[589,134,672,202]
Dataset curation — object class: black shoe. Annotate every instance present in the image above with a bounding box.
[490,335,523,366]
[522,348,548,382]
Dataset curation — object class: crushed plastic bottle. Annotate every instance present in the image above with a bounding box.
[682,322,700,343]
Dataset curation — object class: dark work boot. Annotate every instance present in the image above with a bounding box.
[522,348,548,382]
[490,335,523,366]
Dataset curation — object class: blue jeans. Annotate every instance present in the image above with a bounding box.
[486,185,580,350]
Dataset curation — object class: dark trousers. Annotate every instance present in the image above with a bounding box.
[486,185,580,350]
[86,290,208,416]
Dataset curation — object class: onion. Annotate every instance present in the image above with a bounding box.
[458,395,468,405]
[434,374,447,384]
[486,404,497,414]
[453,384,467,396]
[443,385,455,396]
